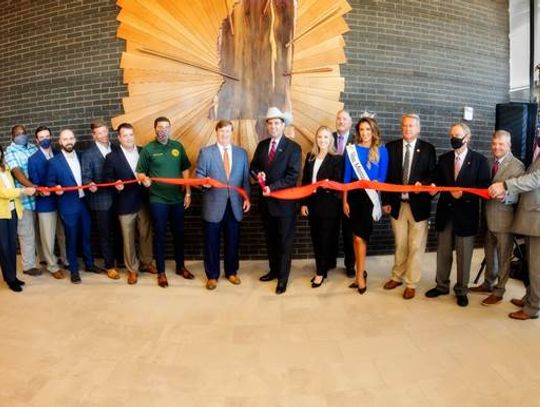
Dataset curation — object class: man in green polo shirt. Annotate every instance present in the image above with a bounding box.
[136,116,193,288]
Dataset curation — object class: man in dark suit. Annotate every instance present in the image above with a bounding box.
[46,129,101,284]
[425,122,491,307]
[103,123,157,285]
[381,114,436,300]
[333,110,356,277]
[250,107,301,294]
[195,120,251,290]
[81,119,122,280]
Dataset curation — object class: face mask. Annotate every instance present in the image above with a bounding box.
[450,137,465,150]
[38,139,52,149]
[13,134,28,146]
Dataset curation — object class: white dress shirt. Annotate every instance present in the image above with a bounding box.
[62,150,84,198]
[120,145,139,176]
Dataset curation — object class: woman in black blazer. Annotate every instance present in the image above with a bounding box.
[300,126,343,287]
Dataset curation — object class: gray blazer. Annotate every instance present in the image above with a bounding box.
[485,153,525,233]
[506,158,540,237]
[195,144,250,223]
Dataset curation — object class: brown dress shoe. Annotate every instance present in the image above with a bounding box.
[206,279,217,290]
[176,266,194,279]
[510,298,525,307]
[106,268,121,280]
[481,295,502,306]
[227,275,241,285]
[141,264,158,274]
[469,285,492,294]
[127,271,138,285]
[157,273,168,288]
[403,287,415,299]
[383,280,403,290]
[51,270,65,280]
[509,310,539,320]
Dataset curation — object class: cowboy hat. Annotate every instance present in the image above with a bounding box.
[265,106,293,126]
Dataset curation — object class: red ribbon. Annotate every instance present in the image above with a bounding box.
[36,177,491,201]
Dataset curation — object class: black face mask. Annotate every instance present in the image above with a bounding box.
[450,137,465,150]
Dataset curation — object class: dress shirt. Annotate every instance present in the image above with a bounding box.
[217,143,233,171]
[312,157,324,184]
[401,138,418,200]
[120,145,139,176]
[62,150,84,198]
[96,142,111,158]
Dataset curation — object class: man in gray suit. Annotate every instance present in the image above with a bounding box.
[471,130,524,306]
[195,120,251,290]
[489,135,540,320]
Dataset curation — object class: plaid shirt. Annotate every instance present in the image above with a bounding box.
[5,141,38,210]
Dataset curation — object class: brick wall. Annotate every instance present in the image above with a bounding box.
[0,0,509,259]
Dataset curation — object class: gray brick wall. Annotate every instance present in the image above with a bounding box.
[0,0,509,259]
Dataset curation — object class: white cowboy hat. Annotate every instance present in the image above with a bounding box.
[265,106,293,126]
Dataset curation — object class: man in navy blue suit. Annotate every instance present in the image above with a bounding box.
[103,123,157,285]
[46,129,101,284]
[250,107,301,294]
[195,120,251,290]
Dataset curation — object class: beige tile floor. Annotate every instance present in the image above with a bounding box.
[1,250,539,407]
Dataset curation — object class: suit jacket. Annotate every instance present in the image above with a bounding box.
[250,136,301,217]
[28,148,60,213]
[195,144,251,223]
[333,130,356,154]
[46,151,86,216]
[435,149,491,236]
[102,146,148,216]
[301,153,343,218]
[506,157,540,237]
[81,142,118,211]
[484,153,525,233]
[381,138,436,221]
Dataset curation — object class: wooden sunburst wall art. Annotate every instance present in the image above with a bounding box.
[112,0,351,163]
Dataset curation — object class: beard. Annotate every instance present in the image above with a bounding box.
[61,144,75,153]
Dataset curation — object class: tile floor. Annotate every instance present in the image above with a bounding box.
[0,250,539,407]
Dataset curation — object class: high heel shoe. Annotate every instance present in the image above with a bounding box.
[311,276,325,288]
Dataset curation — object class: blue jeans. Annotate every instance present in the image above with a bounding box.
[150,202,185,274]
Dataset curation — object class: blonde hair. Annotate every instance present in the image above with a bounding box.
[356,117,381,164]
[310,126,337,159]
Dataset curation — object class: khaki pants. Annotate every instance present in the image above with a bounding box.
[390,203,428,288]
[18,209,44,271]
[118,207,153,274]
[38,211,68,273]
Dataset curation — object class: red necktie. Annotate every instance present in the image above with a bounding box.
[491,160,499,178]
[268,140,276,164]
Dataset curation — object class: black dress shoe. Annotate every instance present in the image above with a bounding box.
[346,268,355,278]
[260,272,277,282]
[276,282,287,294]
[456,295,469,307]
[7,282,23,292]
[15,278,25,286]
[425,287,449,298]
[85,265,104,274]
[70,273,82,284]
[311,276,325,288]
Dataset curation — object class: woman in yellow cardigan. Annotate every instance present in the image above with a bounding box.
[0,145,35,292]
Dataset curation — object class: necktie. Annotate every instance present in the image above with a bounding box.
[454,155,461,180]
[402,143,411,184]
[268,140,276,164]
[491,160,499,178]
[337,135,344,155]
[223,147,230,178]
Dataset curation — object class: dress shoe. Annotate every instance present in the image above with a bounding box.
[469,284,492,294]
[127,271,138,285]
[15,278,25,286]
[70,273,82,284]
[85,265,104,274]
[23,267,42,276]
[311,276,325,288]
[510,298,525,307]
[227,275,241,285]
[345,268,355,278]
[383,280,403,290]
[7,282,23,292]
[141,264,158,274]
[348,282,358,289]
[157,273,168,288]
[456,295,469,307]
[275,282,287,295]
[481,295,502,306]
[425,287,449,298]
[509,310,539,320]
[403,287,416,300]
[206,279,218,290]
[357,286,367,295]
[176,266,194,280]
[106,268,121,280]
[259,272,277,282]
[51,270,65,279]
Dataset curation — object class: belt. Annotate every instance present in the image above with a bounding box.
[400,199,410,203]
